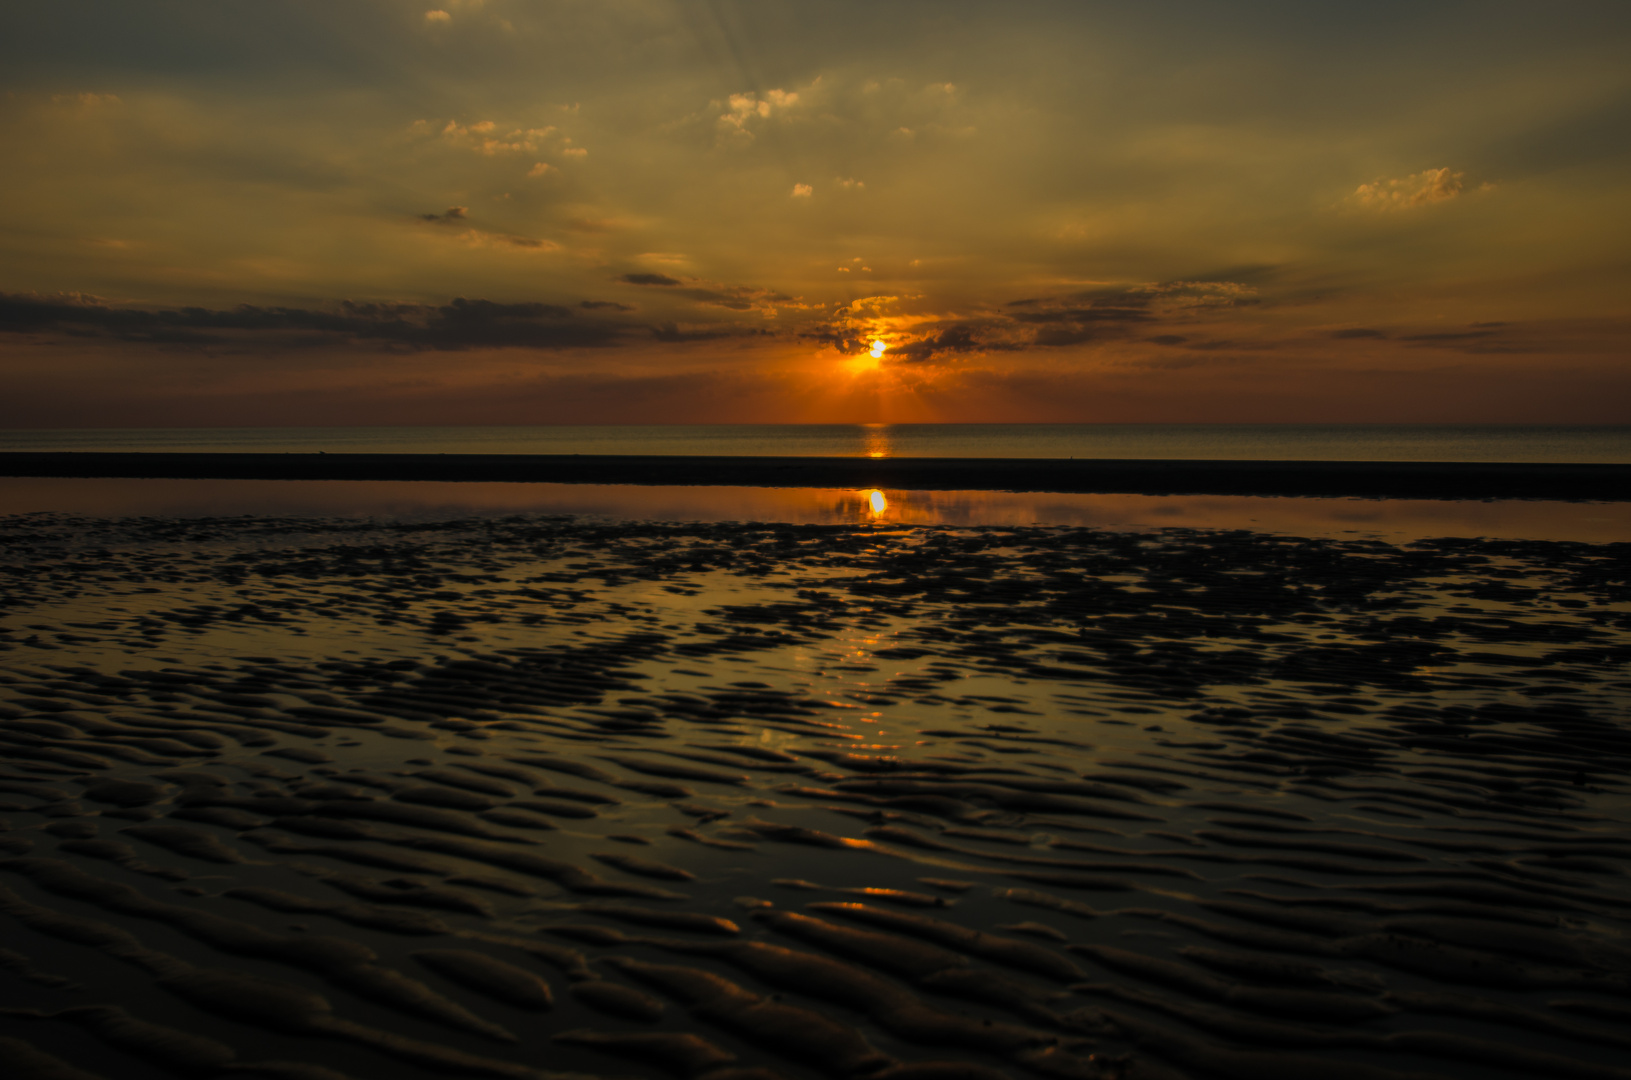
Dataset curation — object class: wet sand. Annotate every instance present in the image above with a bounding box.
[0,510,1628,1080]
[4,452,1631,500]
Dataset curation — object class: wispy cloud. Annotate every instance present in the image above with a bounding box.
[1349,167,1468,210]
[0,292,626,351]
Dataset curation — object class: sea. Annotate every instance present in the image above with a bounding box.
[3,423,1629,462]
[1,423,1626,541]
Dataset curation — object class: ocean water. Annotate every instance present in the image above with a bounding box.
[1,478,1626,543]
[3,423,1630,462]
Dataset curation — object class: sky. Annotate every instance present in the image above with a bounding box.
[1,0,1629,426]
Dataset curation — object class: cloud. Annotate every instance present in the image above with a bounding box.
[457,230,556,251]
[1325,322,1531,354]
[527,162,553,177]
[676,284,802,314]
[615,273,803,315]
[424,10,451,24]
[1398,326,1534,353]
[798,278,1265,362]
[651,322,766,343]
[415,208,554,251]
[437,120,560,156]
[1002,281,1259,349]
[580,300,634,311]
[1350,167,1466,210]
[791,183,812,198]
[884,325,990,363]
[716,88,801,140]
[0,292,627,351]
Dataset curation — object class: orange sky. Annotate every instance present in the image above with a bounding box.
[2,2,1629,425]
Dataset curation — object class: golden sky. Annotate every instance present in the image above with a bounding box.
[2,1,1629,424]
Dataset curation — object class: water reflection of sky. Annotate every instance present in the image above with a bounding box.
[1,477,1625,544]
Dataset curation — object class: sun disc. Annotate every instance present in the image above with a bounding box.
[869,339,886,358]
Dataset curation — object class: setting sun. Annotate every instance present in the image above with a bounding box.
[869,340,886,359]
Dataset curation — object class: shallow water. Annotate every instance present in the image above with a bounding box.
[2,477,1628,544]
[0,512,1628,1080]
[5,423,1631,462]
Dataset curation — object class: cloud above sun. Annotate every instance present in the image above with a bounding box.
[0,2,1628,423]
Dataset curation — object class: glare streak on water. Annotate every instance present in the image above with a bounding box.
[3,423,1630,463]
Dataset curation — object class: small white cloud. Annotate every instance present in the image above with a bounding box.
[1350,167,1466,211]
[527,162,553,177]
[836,177,865,190]
[424,10,451,24]
[791,183,813,198]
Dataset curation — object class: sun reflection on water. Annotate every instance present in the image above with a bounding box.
[863,424,892,459]
[868,489,888,515]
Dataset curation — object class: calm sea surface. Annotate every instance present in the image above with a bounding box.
[4,424,1629,462]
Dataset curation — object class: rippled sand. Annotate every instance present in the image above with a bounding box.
[0,512,1627,1080]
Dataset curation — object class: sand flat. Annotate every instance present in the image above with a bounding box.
[0,511,1627,1079]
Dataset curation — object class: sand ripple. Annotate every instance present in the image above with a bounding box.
[0,512,1627,1079]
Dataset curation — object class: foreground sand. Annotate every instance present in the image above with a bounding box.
[0,512,1627,1080]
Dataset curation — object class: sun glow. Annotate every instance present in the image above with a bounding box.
[868,489,888,514]
[869,339,886,358]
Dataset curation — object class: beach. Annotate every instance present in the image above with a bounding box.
[0,506,1628,1080]
[7,0,1630,1071]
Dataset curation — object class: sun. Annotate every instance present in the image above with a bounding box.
[869,339,886,358]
